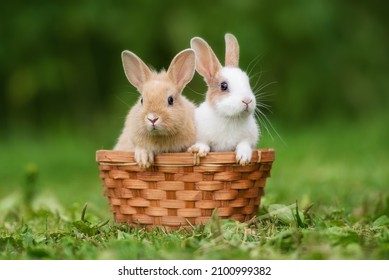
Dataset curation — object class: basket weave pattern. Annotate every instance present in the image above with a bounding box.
[96,149,275,230]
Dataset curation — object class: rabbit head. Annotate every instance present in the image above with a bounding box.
[121,49,196,137]
[191,34,256,118]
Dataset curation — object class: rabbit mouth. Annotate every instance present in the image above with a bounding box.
[147,124,161,133]
[235,105,255,118]
[147,124,171,136]
[228,104,254,116]
[242,98,254,112]
[238,109,253,118]
[243,106,254,115]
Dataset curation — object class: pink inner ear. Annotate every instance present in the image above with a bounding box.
[199,53,221,83]
[122,51,152,90]
[168,52,195,91]
[192,38,222,82]
[225,34,240,67]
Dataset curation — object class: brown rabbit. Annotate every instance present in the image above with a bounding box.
[114,49,196,168]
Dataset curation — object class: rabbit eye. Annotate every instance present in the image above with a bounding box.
[220,81,228,91]
[168,96,174,105]
[140,98,143,105]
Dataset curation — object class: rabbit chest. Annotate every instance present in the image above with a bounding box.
[195,103,259,152]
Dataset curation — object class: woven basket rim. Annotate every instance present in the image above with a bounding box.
[96,149,275,166]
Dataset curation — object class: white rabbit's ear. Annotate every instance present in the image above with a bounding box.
[190,37,222,83]
[225,33,239,67]
[167,49,195,92]
[121,50,152,91]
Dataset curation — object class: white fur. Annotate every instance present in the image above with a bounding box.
[188,34,260,165]
[135,147,154,167]
[191,101,259,162]
[215,68,256,117]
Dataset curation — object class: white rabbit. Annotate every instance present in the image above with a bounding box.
[114,49,197,168]
[188,34,259,166]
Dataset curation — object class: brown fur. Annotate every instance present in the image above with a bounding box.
[205,72,229,110]
[115,49,196,166]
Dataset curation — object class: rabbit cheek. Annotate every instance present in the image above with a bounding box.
[215,96,244,117]
[207,89,229,113]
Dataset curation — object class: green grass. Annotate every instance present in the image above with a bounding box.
[0,116,388,259]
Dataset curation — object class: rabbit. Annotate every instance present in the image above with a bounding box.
[114,48,197,168]
[188,33,259,166]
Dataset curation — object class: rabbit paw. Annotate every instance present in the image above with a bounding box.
[235,143,252,166]
[135,147,154,168]
[188,143,210,157]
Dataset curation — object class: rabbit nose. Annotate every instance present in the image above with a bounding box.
[147,117,159,124]
[242,98,252,106]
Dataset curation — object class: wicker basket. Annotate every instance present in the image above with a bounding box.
[96,149,275,230]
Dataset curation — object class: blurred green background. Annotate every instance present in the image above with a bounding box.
[1,0,388,217]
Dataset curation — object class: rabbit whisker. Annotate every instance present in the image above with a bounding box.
[250,72,264,91]
[187,86,205,97]
[256,102,273,113]
[254,91,275,102]
[255,108,286,145]
[246,54,264,77]
[254,109,273,141]
[254,81,277,93]
[116,93,134,108]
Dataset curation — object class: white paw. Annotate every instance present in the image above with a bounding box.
[188,143,210,157]
[135,147,154,168]
[235,144,252,166]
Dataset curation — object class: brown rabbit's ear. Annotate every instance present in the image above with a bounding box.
[225,33,239,67]
[167,49,196,92]
[190,37,222,83]
[121,50,152,92]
